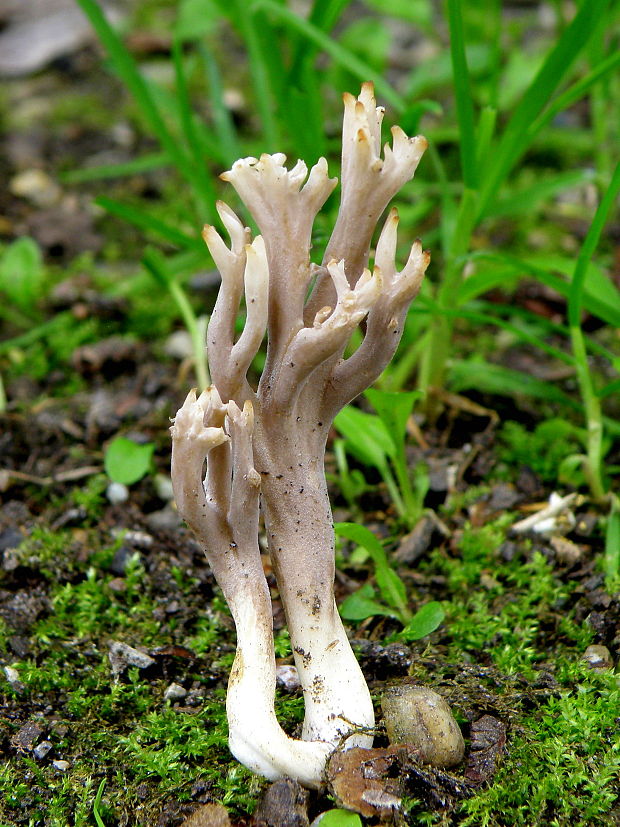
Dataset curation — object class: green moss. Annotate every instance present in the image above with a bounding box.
[1,606,254,823]
[498,418,583,483]
[0,618,10,653]
[432,519,593,677]
[70,474,109,521]
[459,671,620,827]
[409,515,619,825]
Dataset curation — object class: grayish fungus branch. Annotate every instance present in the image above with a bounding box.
[171,84,429,788]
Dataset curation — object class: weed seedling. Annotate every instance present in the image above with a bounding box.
[336,522,444,641]
[334,389,428,528]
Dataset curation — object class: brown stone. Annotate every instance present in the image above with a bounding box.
[381,685,465,767]
[179,803,231,827]
[252,778,309,827]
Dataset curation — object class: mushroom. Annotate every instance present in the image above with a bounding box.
[171,388,331,787]
[171,84,429,787]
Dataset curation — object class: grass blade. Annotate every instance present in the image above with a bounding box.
[93,778,106,827]
[475,106,497,180]
[60,152,170,184]
[488,169,595,219]
[284,0,353,159]
[74,0,196,186]
[527,49,620,148]
[451,304,574,366]
[171,40,217,213]
[251,0,405,112]
[568,161,620,327]
[97,197,204,251]
[200,45,241,166]
[227,0,280,149]
[567,162,620,499]
[478,0,611,216]
[604,498,620,581]
[288,0,352,81]
[468,251,620,330]
[449,360,579,408]
[447,0,478,188]
[143,249,210,390]
[598,380,620,401]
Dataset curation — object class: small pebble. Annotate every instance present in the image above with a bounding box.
[164,330,194,359]
[4,665,24,692]
[108,640,155,677]
[550,536,582,565]
[164,683,187,701]
[108,577,127,593]
[381,684,465,768]
[110,544,140,575]
[122,530,154,549]
[33,741,53,760]
[107,482,129,504]
[154,473,174,502]
[50,721,69,738]
[146,506,182,532]
[52,760,70,771]
[9,168,61,207]
[583,644,612,670]
[480,572,501,590]
[276,664,300,692]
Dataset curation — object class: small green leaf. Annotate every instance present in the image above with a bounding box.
[104,438,155,485]
[0,237,44,312]
[365,388,422,453]
[339,583,394,622]
[400,602,445,641]
[336,522,409,618]
[334,406,395,469]
[604,500,620,580]
[374,566,409,617]
[335,522,388,563]
[319,810,363,827]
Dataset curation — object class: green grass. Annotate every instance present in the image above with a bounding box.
[67,0,620,455]
[4,0,619,495]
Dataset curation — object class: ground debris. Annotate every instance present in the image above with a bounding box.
[354,640,413,679]
[12,721,44,752]
[72,336,141,378]
[327,745,473,819]
[252,778,309,827]
[0,587,49,631]
[463,715,507,786]
[394,512,448,564]
[582,644,613,670]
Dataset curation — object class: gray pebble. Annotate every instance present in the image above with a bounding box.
[108,640,155,677]
[276,664,300,692]
[34,740,53,760]
[106,482,129,504]
[164,683,187,701]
